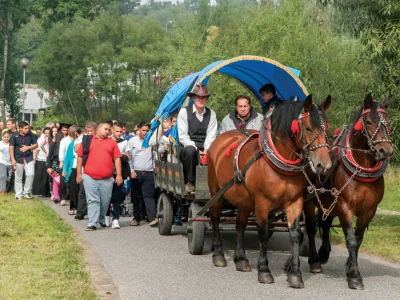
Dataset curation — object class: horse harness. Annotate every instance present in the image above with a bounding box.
[195,106,328,217]
[303,109,391,220]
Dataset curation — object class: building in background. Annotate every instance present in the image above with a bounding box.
[18,84,50,125]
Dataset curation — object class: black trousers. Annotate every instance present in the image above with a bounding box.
[68,168,79,211]
[130,172,156,221]
[178,145,198,184]
[60,174,69,200]
[32,161,50,196]
[76,183,87,217]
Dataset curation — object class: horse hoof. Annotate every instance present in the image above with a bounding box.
[348,278,364,290]
[212,255,227,267]
[318,248,330,265]
[236,260,251,272]
[310,263,323,273]
[258,272,274,284]
[287,274,304,289]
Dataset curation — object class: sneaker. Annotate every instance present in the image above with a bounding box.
[112,219,120,229]
[185,182,195,193]
[54,199,60,204]
[60,200,66,206]
[105,216,111,227]
[75,215,84,220]
[149,218,159,227]
[100,223,107,228]
[85,226,97,231]
[23,193,33,199]
[15,196,22,201]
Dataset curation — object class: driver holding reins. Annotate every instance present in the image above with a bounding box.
[177,84,217,193]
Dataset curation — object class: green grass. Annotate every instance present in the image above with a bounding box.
[0,195,98,300]
[329,214,400,262]
[380,166,400,212]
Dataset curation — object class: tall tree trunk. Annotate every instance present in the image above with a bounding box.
[0,11,9,123]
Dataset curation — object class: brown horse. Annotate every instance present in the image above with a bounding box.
[207,95,332,288]
[304,94,393,290]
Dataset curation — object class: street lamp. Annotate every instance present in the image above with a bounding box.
[165,20,173,31]
[20,58,29,122]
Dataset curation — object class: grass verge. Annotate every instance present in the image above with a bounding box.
[0,194,98,300]
[380,166,400,212]
[329,214,400,262]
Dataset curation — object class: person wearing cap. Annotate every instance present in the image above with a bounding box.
[177,84,217,192]
[259,83,282,115]
[219,95,264,134]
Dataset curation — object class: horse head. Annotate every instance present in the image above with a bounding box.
[353,93,393,161]
[292,94,332,175]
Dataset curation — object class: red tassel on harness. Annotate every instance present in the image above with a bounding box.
[388,126,392,134]
[334,128,340,136]
[291,120,300,136]
[354,119,363,131]
[224,141,239,157]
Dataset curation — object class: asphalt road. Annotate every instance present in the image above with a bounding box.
[42,198,400,300]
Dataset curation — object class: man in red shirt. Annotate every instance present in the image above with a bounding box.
[77,122,123,231]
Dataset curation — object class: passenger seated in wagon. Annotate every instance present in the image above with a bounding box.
[177,84,217,193]
[219,95,263,134]
[260,83,282,114]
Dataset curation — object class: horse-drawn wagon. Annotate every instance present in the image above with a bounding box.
[144,55,314,254]
[144,55,394,289]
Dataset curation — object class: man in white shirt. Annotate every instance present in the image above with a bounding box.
[128,122,157,227]
[177,84,217,192]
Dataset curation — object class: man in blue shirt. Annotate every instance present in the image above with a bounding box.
[9,121,38,200]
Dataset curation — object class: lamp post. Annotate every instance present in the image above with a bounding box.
[20,58,29,122]
[165,20,173,31]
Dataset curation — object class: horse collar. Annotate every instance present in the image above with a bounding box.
[339,128,387,182]
[258,118,307,176]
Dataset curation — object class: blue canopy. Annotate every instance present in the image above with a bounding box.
[143,55,308,148]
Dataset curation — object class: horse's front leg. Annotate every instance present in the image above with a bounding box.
[234,208,251,272]
[255,198,274,284]
[303,201,321,273]
[284,199,304,288]
[210,199,227,267]
[317,214,334,264]
[338,209,363,290]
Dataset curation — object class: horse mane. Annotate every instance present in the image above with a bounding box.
[352,100,381,125]
[271,100,323,137]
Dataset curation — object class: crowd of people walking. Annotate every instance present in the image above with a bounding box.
[0,118,157,231]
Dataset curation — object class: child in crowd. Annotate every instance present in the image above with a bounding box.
[0,132,12,195]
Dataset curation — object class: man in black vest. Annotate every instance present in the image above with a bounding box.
[177,85,217,192]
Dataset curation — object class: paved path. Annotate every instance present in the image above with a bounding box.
[42,198,400,300]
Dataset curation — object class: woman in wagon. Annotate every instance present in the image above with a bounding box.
[260,83,282,115]
[219,95,263,134]
[177,84,218,193]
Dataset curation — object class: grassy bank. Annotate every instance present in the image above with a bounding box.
[0,195,97,299]
[380,166,400,212]
[329,214,400,262]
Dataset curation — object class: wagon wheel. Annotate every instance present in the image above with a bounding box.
[157,193,174,236]
[299,211,309,257]
[187,202,206,255]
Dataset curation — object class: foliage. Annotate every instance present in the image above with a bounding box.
[317,0,400,162]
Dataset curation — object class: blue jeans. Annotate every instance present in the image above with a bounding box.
[0,163,12,192]
[82,174,114,227]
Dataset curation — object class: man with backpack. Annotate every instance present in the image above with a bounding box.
[76,121,123,231]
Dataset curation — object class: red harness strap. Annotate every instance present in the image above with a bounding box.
[339,130,384,182]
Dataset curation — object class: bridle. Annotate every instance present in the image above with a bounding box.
[358,108,392,152]
[297,104,329,154]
